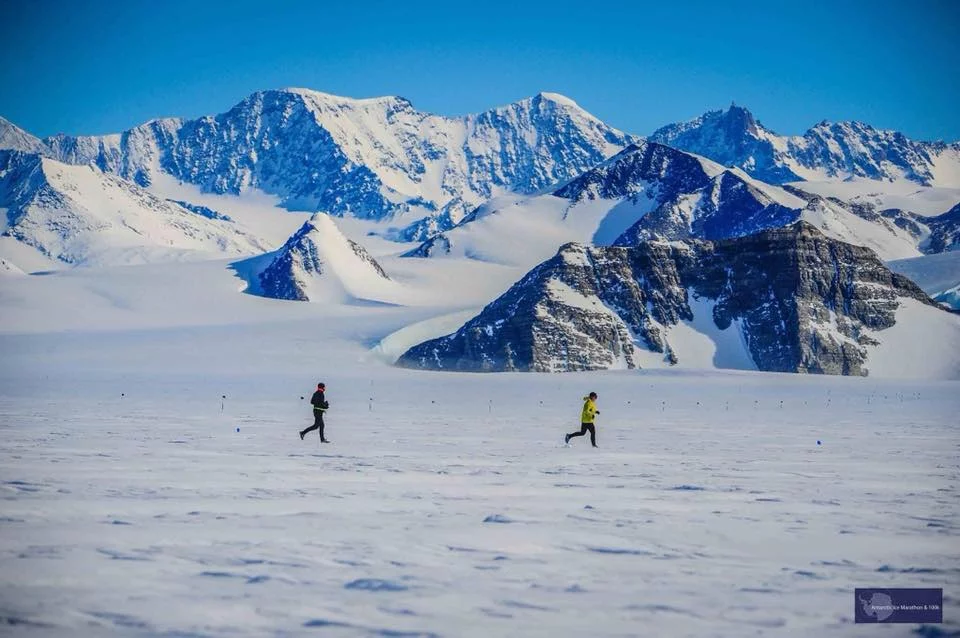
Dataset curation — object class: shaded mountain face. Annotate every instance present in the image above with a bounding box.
[650,105,960,186]
[556,142,946,260]
[649,105,801,184]
[256,212,390,302]
[0,150,266,267]
[924,202,960,254]
[22,90,637,234]
[560,144,805,246]
[397,222,937,375]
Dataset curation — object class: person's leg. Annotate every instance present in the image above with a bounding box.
[588,424,597,447]
[301,412,322,438]
[568,423,589,439]
[318,413,327,442]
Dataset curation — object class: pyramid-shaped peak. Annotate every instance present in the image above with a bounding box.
[534,92,582,108]
[718,103,759,131]
[0,116,49,154]
[257,212,392,302]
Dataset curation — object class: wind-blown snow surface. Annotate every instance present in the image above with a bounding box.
[1,259,959,636]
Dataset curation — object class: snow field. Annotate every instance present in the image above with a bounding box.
[1,318,957,637]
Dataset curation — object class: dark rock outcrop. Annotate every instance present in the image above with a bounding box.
[398,222,936,375]
[925,202,960,254]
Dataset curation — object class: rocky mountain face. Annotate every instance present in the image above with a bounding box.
[650,105,960,186]
[256,212,390,302]
[0,150,266,267]
[558,143,805,246]
[398,222,937,375]
[924,202,960,253]
[550,142,948,260]
[11,90,636,238]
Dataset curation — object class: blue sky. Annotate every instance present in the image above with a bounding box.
[2,0,958,140]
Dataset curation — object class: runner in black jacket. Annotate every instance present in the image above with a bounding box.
[300,383,330,442]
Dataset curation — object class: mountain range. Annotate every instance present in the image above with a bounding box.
[0,90,637,241]
[406,140,958,265]
[2,90,958,376]
[649,104,960,186]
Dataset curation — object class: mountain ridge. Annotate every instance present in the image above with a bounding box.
[650,104,960,187]
[2,89,639,239]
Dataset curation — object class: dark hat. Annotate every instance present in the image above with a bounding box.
[318,382,326,389]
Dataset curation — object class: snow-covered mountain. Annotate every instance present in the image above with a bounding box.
[650,104,960,187]
[13,90,636,239]
[923,201,960,253]
[409,141,947,264]
[399,222,956,375]
[0,150,267,269]
[0,116,49,155]
[255,212,395,302]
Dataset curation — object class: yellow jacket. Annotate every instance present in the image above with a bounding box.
[581,396,598,424]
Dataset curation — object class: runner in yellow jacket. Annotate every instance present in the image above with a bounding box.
[566,392,599,447]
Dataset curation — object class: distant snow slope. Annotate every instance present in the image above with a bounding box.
[0,151,269,270]
[401,194,636,269]
[888,250,960,309]
[27,90,637,237]
[867,298,960,378]
[787,178,960,217]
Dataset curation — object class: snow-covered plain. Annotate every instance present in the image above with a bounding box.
[1,255,958,637]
